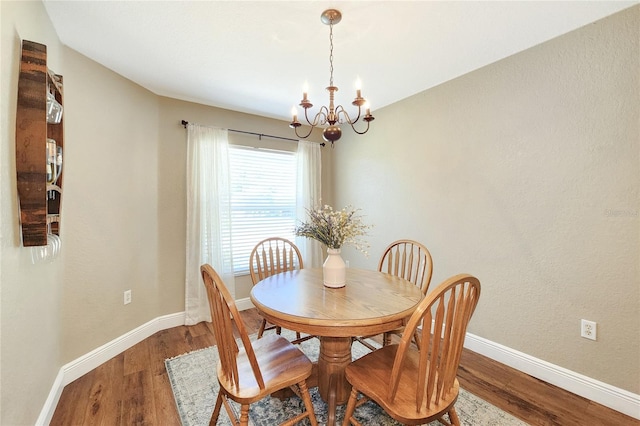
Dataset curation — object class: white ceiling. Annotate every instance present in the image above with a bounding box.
[43,1,636,122]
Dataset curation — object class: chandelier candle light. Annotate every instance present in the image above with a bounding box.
[289,9,375,145]
[295,205,371,288]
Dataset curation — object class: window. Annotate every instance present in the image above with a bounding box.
[228,145,297,274]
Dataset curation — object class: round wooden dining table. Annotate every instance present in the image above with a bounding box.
[250,267,423,425]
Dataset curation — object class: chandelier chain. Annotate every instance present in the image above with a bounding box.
[289,9,374,144]
[329,20,334,87]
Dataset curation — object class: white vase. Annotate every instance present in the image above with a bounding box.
[323,248,346,288]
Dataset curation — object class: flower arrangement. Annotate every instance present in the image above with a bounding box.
[295,205,371,255]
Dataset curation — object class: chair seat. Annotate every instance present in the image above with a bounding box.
[202,263,317,426]
[345,344,459,424]
[218,334,313,404]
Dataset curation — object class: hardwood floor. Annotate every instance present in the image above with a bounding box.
[51,308,638,425]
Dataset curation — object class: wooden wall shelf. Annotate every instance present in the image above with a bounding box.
[15,40,64,247]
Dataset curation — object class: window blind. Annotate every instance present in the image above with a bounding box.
[228,145,297,274]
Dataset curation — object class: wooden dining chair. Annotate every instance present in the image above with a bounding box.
[379,239,434,347]
[201,264,318,426]
[342,274,481,426]
[249,237,311,343]
[355,239,433,351]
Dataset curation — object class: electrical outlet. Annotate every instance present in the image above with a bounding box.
[124,290,132,305]
[580,319,596,341]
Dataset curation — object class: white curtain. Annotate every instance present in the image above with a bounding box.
[296,140,323,267]
[185,124,235,325]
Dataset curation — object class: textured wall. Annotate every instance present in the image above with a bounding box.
[2,3,162,422]
[156,98,328,303]
[1,6,323,423]
[1,2,65,424]
[332,6,639,393]
[59,48,162,362]
[2,4,637,425]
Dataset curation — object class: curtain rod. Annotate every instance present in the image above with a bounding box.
[181,120,325,146]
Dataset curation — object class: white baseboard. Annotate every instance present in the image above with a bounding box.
[37,312,185,425]
[464,332,640,420]
[38,309,639,424]
[36,369,64,426]
[61,312,186,385]
[236,296,255,311]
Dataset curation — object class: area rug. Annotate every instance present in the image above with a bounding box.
[166,331,527,426]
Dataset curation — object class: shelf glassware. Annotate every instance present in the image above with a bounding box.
[46,91,63,124]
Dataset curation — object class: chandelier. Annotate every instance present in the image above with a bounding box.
[289,9,374,145]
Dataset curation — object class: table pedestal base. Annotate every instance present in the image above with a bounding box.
[318,336,352,425]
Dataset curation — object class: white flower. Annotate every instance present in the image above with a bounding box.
[295,205,371,255]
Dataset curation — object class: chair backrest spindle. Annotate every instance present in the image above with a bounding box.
[387,274,480,411]
[201,264,265,390]
[250,237,304,285]
[378,239,433,294]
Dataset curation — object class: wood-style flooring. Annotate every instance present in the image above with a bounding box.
[50,308,638,425]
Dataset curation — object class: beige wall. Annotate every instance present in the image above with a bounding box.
[1,2,637,424]
[1,2,65,424]
[157,98,328,302]
[2,2,165,423]
[1,3,327,424]
[333,6,639,393]
[59,48,162,361]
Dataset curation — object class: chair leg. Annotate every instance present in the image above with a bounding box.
[291,334,315,345]
[412,330,421,350]
[437,408,460,426]
[239,404,250,426]
[353,336,378,352]
[258,318,267,338]
[298,380,318,426]
[383,332,391,346]
[342,387,359,426]
[209,392,223,426]
[448,408,460,426]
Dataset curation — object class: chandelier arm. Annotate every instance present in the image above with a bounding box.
[289,9,375,142]
[293,125,316,139]
[304,106,329,127]
[335,105,361,126]
[346,119,371,135]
